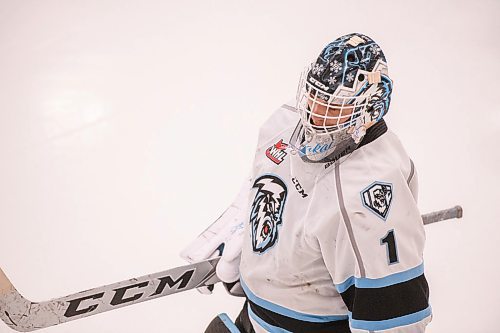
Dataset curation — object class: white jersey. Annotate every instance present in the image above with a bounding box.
[236,104,431,332]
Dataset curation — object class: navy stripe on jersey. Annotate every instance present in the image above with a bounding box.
[241,279,347,322]
[241,279,350,333]
[247,305,292,333]
[335,265,430,329]
[248,301,351,333]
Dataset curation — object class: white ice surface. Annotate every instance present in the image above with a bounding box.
[0,1,498,332]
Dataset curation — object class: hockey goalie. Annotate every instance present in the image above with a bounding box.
[181,33,432,333]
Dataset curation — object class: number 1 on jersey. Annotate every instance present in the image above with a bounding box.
[381,229,399,264]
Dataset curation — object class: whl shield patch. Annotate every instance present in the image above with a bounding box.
[361,182,393,220]
[265,139,288,165]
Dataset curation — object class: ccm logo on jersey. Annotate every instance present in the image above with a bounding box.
[291,178,308,198]
[266,139,288,165]
[361,181,393,220]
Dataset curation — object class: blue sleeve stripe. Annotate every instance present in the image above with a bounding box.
[240,278,348,323]
[217,313,241,333]
[247,305,293,333]
[336,263,425,293]
[336,276,355,293]
[349,306,432,331]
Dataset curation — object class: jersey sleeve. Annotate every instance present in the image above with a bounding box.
[318,165,431,332]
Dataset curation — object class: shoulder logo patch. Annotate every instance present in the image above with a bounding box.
[361,182,393,220]
[265,139,288,165]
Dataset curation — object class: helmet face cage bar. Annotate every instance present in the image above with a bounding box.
[296,66,371,138]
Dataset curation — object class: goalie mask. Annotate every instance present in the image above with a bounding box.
[294,33,393,163]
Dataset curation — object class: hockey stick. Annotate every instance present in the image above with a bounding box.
[0,206,462,332]
[422,205,463,225]
[0,258,220,332]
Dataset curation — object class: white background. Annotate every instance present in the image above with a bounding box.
[0,0,498,332]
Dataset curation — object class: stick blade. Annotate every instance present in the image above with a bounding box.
[0,268,37,332]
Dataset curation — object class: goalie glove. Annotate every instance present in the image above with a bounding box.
[180,177,250,296]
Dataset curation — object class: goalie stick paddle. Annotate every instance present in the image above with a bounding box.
[0,206,462,332]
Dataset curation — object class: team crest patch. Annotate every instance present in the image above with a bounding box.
[361,182,393,220]
[265,139,288,165]
[250,175,288,253]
